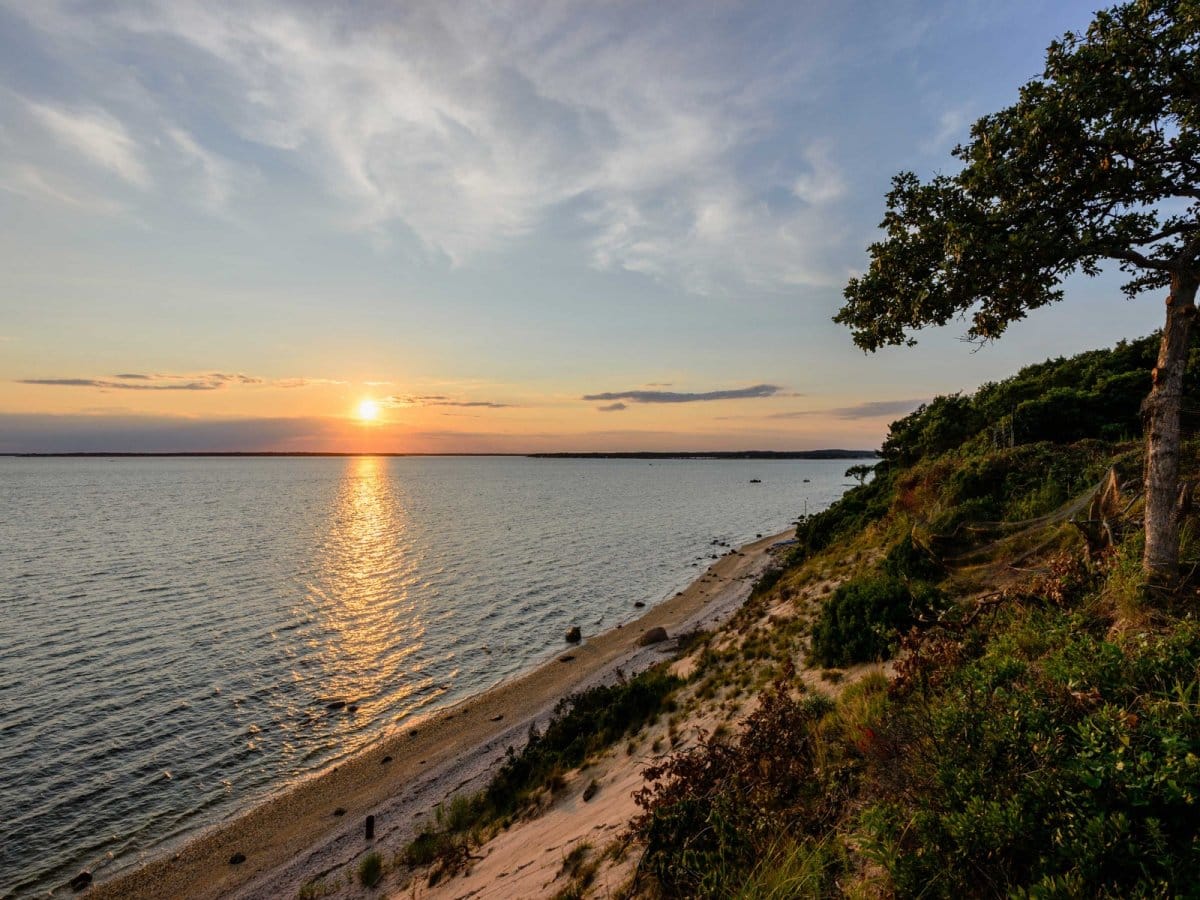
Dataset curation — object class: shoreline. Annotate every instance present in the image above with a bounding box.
[88,528,794,900]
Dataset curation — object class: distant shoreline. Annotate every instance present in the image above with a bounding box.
[2,449,879,459]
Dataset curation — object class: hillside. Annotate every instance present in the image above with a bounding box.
[296,334,1200,899]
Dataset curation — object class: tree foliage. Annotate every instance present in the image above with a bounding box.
[837,0,1200,349]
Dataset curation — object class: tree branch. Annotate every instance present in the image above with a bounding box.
[1132,223,1200,246]
[1108,247,1174,271]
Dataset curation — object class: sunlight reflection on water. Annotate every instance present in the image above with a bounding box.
[0,455,853,895]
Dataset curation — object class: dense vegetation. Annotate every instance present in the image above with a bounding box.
[628,334,1200,897]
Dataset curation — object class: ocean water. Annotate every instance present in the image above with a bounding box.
[0,455,853,896]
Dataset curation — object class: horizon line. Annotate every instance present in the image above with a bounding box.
[3,449,881,459]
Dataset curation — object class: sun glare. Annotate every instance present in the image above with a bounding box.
[356,398,380,422]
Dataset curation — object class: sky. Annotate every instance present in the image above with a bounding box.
[0,0,1158,453]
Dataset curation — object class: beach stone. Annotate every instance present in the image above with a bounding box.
[565,625,582,643]
[347,704,358,713]
[634,601,646,608]
[70,870,93,892]
[380,755,392,765]
[490,714,504,722]
[229,852,246,865]
[559,654,576,662]
[333,807,346,817]
[365,815,375,840]
[325,700,346,711]
[639,627,669,647]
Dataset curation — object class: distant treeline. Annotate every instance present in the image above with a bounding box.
[527,450,879,460]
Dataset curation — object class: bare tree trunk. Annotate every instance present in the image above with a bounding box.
[1143,273,1199,584]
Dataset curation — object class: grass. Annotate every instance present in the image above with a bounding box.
[357,852,383,888]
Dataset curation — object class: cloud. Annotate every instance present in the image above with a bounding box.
[2,1,854,292]
[19,377,222,391]
[165,126,235,211]
[765,399,927,420]
[596,402,627,412]
[27,101,151,188]
[383,394,514,409]
[922,104,976,154]
[792,141,846,206]
[17,372,292,390]
[275,377,347,388]
[583,384,781,404]
[0,163,125,213]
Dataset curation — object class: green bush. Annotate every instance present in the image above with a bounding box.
[881,533,943,582]
[357,852,383,888]
[810,575,945,667]
[482,667,681,821]
[868,608,1200,897]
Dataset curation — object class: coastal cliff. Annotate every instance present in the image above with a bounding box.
[382,334,1200,899]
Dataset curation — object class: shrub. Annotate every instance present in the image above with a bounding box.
[750,566,785,599]
[481,667,681,822]
[357,852,383,888]
[810,575,945,667]
[631,674,846,897]
[881,533,943,582]
[867,607,1200,897]
[399,665,681,879]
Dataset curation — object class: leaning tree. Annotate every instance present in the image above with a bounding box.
[837,0,1200,584]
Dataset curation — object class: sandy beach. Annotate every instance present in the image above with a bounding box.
[87,528,792,900]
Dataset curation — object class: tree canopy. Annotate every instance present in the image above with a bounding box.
[837,0,1200,350]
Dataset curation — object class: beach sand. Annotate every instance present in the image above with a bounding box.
[88,529,792,900]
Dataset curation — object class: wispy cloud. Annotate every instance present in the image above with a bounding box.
[383,394,515,409]
[792,141,846,206]
[17,372,348,391]
[165,126,235,211]
[27,101,151,188]
[2,1,855,292]
[0,163,125,213]
[275,377,348,389]
[20,377,222,391]
[583,384,781,405]
[764,399,927,420]
[596,402,627,412]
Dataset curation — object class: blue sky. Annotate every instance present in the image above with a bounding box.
[0,0,1154,452]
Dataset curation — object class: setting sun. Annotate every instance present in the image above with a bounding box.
[356,398,380,422]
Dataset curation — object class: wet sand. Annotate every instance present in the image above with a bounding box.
[89,530,791,899]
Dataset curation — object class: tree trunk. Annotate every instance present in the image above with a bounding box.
[1143,272,1199,584]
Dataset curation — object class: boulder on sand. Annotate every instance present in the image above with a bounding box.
[638,626,669,647]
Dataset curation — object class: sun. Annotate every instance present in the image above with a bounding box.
[356,398,380,422]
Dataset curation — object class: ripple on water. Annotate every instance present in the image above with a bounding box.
[0,455,852,895]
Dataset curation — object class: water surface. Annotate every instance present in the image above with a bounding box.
[0,456,852,895]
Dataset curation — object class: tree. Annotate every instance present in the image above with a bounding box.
[846,463,875,485]
[836,0,1200,584]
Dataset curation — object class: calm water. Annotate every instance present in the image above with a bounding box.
[0,456,851,896]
